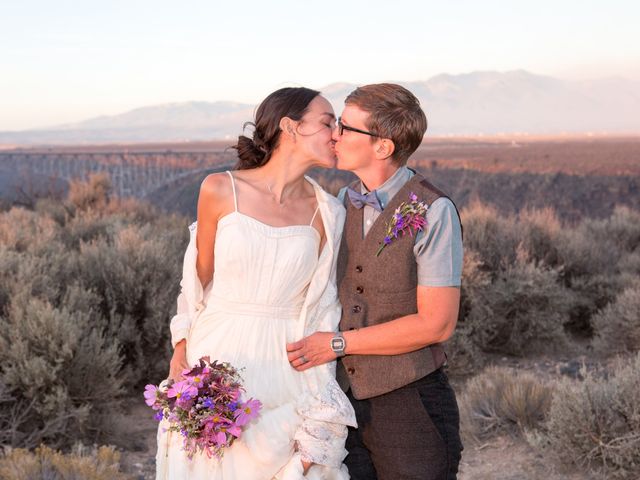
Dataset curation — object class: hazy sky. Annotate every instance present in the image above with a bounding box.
[2,0,639,130]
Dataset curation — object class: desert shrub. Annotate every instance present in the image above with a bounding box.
[68,172,112,212]
[462,251,571,355]
[459,366,553,443]
[557,206,639,283]
[0,293,125,448]
[537,207,638,338]
[458,202,638,342]
[0,444,131,480]
[450,250,488,375]
[582,206,640,254]
[75,223,185,387]
[516,207,562,266]
[0,175,188,448]
[459,202,519,273]
[557,223,620,280]
[0,207,60,253]
[540,353,640,478]
[444,324,483,377]
[592,284,640,355]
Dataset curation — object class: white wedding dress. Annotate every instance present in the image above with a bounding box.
[155,172,356,480]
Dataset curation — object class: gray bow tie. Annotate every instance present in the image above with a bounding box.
[347,188,383,212]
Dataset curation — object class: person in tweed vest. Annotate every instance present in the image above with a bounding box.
[287,84,464,479]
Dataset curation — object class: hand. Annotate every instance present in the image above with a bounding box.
[286,332,336,372]
[168,340,189,382]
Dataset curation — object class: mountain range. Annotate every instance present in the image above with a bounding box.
[2,70,639,145]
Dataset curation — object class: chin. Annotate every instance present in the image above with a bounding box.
[318,156,337,169]
[314,152,337,169]
[336,155,354,172]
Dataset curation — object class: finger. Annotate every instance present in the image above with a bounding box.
[295,360,314,372]
[288,355,304,368]
[287,350,304,363]
[286,340,304,352]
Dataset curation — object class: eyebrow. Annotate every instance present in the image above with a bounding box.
[321,112,336,119]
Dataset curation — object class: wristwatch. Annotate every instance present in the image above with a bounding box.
[330,332,346,357]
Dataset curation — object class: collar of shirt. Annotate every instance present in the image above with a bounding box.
[360,166,414,211]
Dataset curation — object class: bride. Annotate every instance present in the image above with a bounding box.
[155,87,356,479]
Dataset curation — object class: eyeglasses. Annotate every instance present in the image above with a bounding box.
[337,118,380,138]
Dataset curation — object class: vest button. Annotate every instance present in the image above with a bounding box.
[356,286,364,294]
[355,265,363,273]
[352,305,361,313]
[347,367,356,375]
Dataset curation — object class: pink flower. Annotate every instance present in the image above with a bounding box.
[144,384,160,409]
[167,380,198,408]
[234,398,262,426]
[214,431,227,445]
[190,375,205,388]
[142,356,262,459]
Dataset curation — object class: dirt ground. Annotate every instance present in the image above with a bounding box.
[120,381,597,480]
[121,422,595,480]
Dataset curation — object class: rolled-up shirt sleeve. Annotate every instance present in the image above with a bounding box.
[414,197,463,287]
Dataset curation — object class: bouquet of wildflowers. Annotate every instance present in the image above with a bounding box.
[376,192,428,256]
[144,356,262,459]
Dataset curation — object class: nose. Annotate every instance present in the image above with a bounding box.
[331,125,341,142]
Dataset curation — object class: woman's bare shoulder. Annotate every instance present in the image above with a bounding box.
[199,172,234,200]
[197,172,235,220]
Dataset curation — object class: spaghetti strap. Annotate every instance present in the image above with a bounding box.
[226,171,238,212]
[309,205,320,226]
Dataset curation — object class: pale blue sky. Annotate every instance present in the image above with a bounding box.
[1,0,639,130]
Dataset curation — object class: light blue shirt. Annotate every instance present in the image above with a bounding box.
[338,166,463,287]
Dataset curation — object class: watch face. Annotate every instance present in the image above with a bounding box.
[331,337,345,351]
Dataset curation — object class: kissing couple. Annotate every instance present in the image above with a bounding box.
[155,83,464,480]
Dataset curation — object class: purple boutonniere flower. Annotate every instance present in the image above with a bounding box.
[376,192,428,256]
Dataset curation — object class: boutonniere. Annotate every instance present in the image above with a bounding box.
[376,192,428,256]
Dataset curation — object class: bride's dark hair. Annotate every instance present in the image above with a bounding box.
[233,87,320,170]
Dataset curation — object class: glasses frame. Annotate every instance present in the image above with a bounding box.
[337,118,380,138]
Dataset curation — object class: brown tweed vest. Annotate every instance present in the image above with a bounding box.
[337,172,461,400]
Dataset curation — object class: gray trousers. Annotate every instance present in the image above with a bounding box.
[344,368,463,480]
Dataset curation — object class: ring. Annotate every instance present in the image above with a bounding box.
[301,355,308,364]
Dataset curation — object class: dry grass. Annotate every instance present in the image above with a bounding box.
[538,353,640,479]
[459,366,553,443]
[0,444,132,480]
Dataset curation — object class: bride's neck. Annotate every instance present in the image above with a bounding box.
[254,152,310,204]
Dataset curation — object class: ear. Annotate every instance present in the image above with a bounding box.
[374,138,395,161]
[279,117,297,140]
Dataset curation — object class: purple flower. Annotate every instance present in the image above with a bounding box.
[234,398,262,426]
[203,397,215,409]
[376,193,428,257]
[154,411,164,421]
